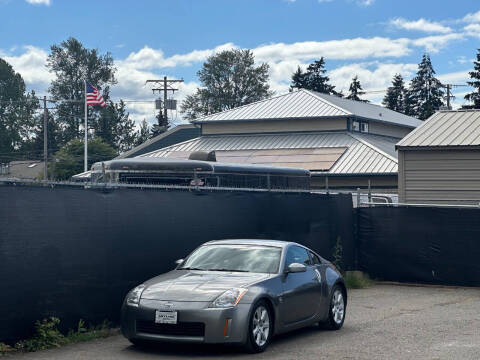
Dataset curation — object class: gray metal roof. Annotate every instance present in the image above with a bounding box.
[139,132,398,175]
[192,89,421,129]
[116,124,200,159]
[312,92,422,128]
[397,110,480,148]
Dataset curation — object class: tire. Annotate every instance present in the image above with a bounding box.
[322,285,346,330]
[244,300,273,353]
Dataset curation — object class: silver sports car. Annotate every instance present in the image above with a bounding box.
[121,239,347,353]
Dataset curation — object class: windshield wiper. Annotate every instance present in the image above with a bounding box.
[208,268,249,272]
[178,267,207,271]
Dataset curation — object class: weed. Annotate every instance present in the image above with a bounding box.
[332,236,343,273]
[345,271,374,289]
[0,342,14,355]
[2,318,116,355]
[15,317,64,352]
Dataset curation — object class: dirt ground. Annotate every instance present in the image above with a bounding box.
[11,284,480,360]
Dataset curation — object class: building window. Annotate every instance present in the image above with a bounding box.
[352,120,369,133]
[360,122,369,133]
[352,120,360,131]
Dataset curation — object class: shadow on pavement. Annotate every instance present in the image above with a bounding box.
[122,326,328,357]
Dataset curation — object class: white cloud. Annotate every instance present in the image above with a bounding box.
[122,43,237,70]
[463,10,480,23]
[437,70,470,84]
[25,0,51,5]
[1,46,52,92]
[390,18,452,34]
[464,23,480,38]
[357,0,375,6]
[329,62,417,98]
[411,33,464,53]
[253,37,411,63]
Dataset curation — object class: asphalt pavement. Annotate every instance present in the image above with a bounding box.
[11,284,480,360]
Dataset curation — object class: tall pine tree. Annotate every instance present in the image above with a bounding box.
[382,74,406,112]
[135,120,150,146]
[409,54,444,120]
[346,76,368,102]
[291,66,307,90]
[290,58,337,94]
[464,49,480,109]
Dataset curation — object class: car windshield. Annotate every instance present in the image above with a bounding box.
[179,244,282,274]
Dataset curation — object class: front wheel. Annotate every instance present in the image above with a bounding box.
[322,285,346,330]
[244,300,272,353]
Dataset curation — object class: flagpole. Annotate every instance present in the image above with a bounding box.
[84,79,88,173]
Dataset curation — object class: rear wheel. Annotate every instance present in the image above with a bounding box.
[244,300,272,353]
[321,285,346,330]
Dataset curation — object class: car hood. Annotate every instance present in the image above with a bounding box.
[141,270,271,302]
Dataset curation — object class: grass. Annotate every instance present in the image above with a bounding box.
[344,271,374,289]
[0,317,118,356]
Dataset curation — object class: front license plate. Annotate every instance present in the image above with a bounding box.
[155,311,178,324]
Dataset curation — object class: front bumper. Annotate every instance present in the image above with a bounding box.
[121,298,251,344]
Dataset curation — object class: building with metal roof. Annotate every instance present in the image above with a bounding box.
[135,89,419,191]
[397,110,480,205]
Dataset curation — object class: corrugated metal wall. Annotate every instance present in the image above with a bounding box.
[399,149,480,204]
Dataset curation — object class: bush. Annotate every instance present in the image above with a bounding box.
[15,317,64,352]
[344,271,374,289]
[8,318,116,354]
[0,342,14,355]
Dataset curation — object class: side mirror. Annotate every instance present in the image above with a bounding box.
[286,263,307,273]
[175,259,184,266]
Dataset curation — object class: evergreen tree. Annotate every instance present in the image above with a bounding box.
[151,111,169,137]
[464,49,480,109]
[403,88,416,117]
[346,76,368,102]
[181,49,272,120]
[134,120,150,146]
[382,74,406,112]
[409,54,444,120]
[304,58,337,94]
[290,58,337,94]
[47,37,116,143]
[0,58,39,163]
[94,99,136,153]
[290,66,307,90]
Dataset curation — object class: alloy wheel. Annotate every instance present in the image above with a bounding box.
[331,289,345,324]
[252,305,270,347]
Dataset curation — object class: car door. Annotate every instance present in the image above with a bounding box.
[279,245,322,325]
[309,250,328,315]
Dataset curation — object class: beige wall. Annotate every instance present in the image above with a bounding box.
[398,149,480,205]
[201,118,347,135]
[311,175,397,191]
[368,122,412,139]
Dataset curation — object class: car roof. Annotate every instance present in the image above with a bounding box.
[204,239,297,248]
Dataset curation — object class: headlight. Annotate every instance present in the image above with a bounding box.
[211,288,248,308]
[126,284,146,307]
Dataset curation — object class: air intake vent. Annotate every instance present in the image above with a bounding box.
[188,151,216,162]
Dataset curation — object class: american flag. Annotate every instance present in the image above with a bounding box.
[86,81,106,107]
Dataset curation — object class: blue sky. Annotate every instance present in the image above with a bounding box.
[1,0,480,125]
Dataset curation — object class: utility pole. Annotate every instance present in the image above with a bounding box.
[446,84,451,110]
[43,96,48,180]
[146,77,184,130]
[442,84,468,110]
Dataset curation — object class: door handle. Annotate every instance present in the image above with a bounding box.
[314,269,322,282]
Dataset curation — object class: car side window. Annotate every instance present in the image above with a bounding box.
[285,246,311,267]
[309,251,321,265]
